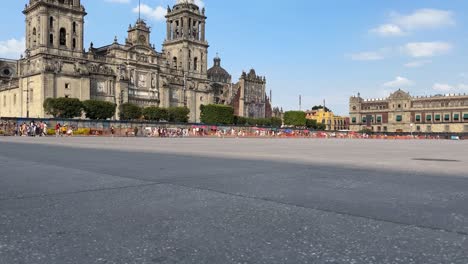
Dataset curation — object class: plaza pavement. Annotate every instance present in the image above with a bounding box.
[0,137,467,263]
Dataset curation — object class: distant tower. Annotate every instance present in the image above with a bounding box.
[23,0,87,57]
[163,0,208,77]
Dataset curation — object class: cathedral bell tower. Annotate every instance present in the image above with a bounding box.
[163,0,208,77]
[126,19,151,47]
[23,0,87,57]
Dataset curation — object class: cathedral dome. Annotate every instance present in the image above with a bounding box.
[208,56,231,84]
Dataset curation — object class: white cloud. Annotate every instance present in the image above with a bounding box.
[402,42,452,58]
[404,60,432,68]
[0,37,25,59]
[433,83,453,91]
[391,9,455,31]
[133,4,167,21]
[370,24,405,37]
[371,9,455,37]
[383,76,414,87]
[105,0,130,3]
[433,83,468,92]
[349,51,384,61]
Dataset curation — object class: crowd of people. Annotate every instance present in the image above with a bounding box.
[0,119,464,140]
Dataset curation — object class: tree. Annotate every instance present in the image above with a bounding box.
[270,117,283,128]
[43,97,83,118]
[43,98,60,118]
[306,119,327,130]
[317,123,326,130]
[283,111,306,127]
[234,116,247,126]
[143,107,169,121]
[306,119,318,129]
[312,105,331,112]
[83,100,116,120]
[120,103,142,120]
[168,107,190,123]
[200,104,234,125]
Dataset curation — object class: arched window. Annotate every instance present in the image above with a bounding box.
[72,22,77,34]
[72,38,76,50]
[32,28,37,46]
[59,28,66,46]
[173,57,177,69]
[49,34,54,45]
[49,17,54,28]
[194,57,198,71]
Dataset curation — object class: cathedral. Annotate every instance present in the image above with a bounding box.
[0,0,274,122]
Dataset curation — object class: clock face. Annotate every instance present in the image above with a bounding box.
[139,35,146,44]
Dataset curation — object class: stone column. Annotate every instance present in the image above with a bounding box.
[201,22,205,42]
[166,21,171,40]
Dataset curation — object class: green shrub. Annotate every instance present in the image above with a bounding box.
[43,97,83,118]
[283,111,306,127]
[168,107,190,123]
[200,104,234,125]
[143,107,169,121]
[120,103,142,120]
[83,100,116,120]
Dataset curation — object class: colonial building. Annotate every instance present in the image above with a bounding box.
[0,0,273,122]
[306,108,349,131]
[207,56,273,119]
[349,89,468,133]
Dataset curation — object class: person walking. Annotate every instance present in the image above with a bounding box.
[55,123,61,137]
[110,126,115,138]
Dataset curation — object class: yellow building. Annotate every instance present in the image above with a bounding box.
[306,108,349,131]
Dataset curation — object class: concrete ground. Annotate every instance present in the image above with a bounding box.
[0,137,467,264]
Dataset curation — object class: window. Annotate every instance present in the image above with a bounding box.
[352,117,356,123]
[50,34,54,45]
[72,22,77,34]
[427,125,432,132]
[416,126,421,131]
[362,117,366,123]
[32,28,37,46]
[444,114,450,121]
[396,115,402,122]
[435,114,441,121]
[398,104,401,108]
[377,116,382,123]
[173,57,177,69]
[454,114,460,121]
[59,28,66,46]
[194,57,198,71]
[49,17,54,28]
[463,114,468,120]
[383,126,387,132]
[65,83,71,89]
[72,38,76,50]
[415,115,421,122]
[426,115,432,121]
[445,125,450,132]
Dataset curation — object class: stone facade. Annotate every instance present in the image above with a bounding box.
[349,89,468,133]
[207,58,272,119]
[0,0,246,122]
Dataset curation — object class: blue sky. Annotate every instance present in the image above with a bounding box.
[1,0,468,115]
